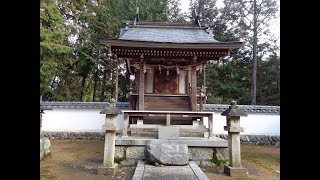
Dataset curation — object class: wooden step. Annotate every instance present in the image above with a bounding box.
[144,96,191,111]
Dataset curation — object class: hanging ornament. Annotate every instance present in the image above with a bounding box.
[176,66,180,74]
[143,64,147,73]
[159,64,161,74]
[199,64,203,74]
[167,69,169,76]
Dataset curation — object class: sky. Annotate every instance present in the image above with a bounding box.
[179,0,280,46]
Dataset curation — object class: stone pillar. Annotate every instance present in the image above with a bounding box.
[98,102,121,176]
[221,100,248,177]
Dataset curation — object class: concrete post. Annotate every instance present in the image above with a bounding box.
[221,100,248,177]
[98,101,121,176]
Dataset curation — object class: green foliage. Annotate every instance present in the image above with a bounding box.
[200,53,279,105]
[114,156,126,164]
[40,0,73,96]
[256,55,280,105]
[203,60,251,105]
[210,149,226,166]
[40,0,184,101]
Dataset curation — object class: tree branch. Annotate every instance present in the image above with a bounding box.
[256,12,272,27]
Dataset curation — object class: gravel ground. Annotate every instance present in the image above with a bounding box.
[40,140,280,180]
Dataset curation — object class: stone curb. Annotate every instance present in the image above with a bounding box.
[41,131,280,146]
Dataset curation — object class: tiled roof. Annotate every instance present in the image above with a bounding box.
[40,102,110,109]
[119,27,219,43]
[40,102,279,114]
[203,104,280,114]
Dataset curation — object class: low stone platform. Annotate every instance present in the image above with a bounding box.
[116,136,228,147]
[132,160,209,180]
[115,136,229,167]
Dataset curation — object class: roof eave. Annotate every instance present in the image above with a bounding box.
[99,39,243,50]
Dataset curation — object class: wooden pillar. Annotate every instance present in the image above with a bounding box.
[191,65,197,111]
[115,58,119,102]
[139,58,145,110]
[200,87,203,112]
[187,68,191,94]
[199,117,203,126]
[203,65,206,104]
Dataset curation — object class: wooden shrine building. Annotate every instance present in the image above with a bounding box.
[99,20,242,138]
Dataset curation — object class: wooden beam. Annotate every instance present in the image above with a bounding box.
[139,57,145,110]
[191,65,197,111]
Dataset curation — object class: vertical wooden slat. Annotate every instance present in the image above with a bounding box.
[200,90,203,112]
[191,65,197,111]
[166,113,171,126]
[199,117,203,126]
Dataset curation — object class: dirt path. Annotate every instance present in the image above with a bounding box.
[40,140,279,180]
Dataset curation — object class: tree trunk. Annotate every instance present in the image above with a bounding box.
[100,69,107,101]
[92,60,99,102]
[80,75,87,101]
[251,0,258,105]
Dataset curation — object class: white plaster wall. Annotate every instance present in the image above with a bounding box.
[208,113,280,135]
[42,109,280,135]
[41,109,106,132]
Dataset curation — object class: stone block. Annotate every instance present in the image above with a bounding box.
[137,119,143,125]
[158,127,179,139]
[248,135,257,142]
[204,132,209,138]
[240,135,248,142]
[97,163,118,176]
[215,148,229,161]
[120,159,137,166]
[193,120,199,126]
[126,146,145,159]
[188,147,213,161]
[114,146,125,158]
[224,164,248,177]
[40,137,51,161]
[145,143,188,165]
